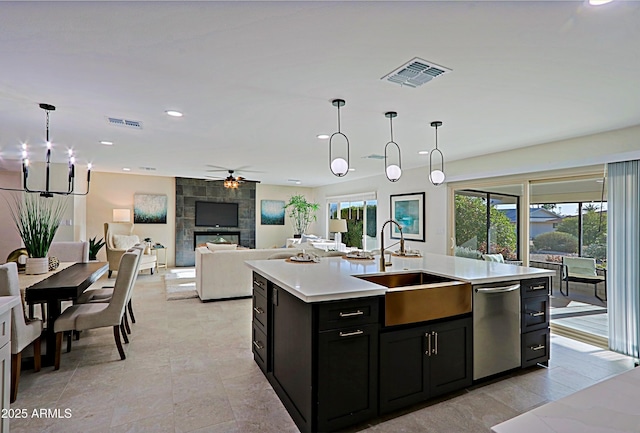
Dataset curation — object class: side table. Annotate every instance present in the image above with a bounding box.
[151,246,167,270]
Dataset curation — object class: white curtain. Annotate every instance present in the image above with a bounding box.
[608,160,640,358]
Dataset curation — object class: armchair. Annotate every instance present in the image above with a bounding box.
[104,222,156,278]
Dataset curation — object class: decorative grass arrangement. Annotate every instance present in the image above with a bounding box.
[9,194,67,258]
[284,194,319,236]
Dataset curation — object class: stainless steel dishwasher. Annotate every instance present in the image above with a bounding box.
[473,282,521,380]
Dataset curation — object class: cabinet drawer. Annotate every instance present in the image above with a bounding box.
[252,272,268,297]
[522,295,549,332]
[521,278,549,298]
[253,291,268,333]
[252,323,268,373]
[0,310,10,350]
[522,328,550,367]
[318,297,379,331]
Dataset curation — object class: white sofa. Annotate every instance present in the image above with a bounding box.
[195,246,291,301]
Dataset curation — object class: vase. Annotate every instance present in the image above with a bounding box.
[25,257,49,275]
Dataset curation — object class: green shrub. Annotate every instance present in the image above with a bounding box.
[532,231,578,253]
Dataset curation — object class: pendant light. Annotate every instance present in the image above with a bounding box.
[0,103,92,197]
[429,121,445,186]
[384,111,402,182]
[329,99,349,177]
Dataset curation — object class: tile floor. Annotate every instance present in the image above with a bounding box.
[9,269,636,433]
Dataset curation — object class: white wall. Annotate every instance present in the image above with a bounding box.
[0,170,23,261]
[255,184,317,248]
[86,172,176,266]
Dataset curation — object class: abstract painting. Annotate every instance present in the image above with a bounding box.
[134,194,167,224]
[390,192,425,241]
[261,200,285,225]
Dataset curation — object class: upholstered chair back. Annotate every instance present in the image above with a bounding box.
[104,222,134,250]
[0,263,42,354]
[74,249,140,330]
[48,241,90,263]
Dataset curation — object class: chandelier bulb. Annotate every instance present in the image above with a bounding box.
[331,157,349,176]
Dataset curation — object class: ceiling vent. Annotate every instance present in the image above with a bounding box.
[107,117,143,129]
[382,57,451,88]
[363,154,385,160]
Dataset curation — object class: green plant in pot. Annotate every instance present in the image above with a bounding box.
[8,193,67,274]
[284,194,319,237]
[88,236,106,261]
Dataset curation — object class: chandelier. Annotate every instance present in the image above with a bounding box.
[0,103,92,197]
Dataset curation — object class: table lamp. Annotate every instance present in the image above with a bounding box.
[329,219,348,251]
[113,209,131,223]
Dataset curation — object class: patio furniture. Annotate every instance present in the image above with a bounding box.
[561,257,607,302]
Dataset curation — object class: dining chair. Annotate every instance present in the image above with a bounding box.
[0,263,42,403]
[53,249,141,370]
[75,244,145,335]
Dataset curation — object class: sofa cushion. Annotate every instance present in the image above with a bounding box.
[112,234,139,250]
[206,242,237,252]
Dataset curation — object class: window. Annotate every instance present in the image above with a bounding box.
[454,190,519,260]
[327,193,377,251]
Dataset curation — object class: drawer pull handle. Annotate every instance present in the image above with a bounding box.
[253,307,264,314]
[530,344,545,351]
[254,280,264,287]
[530,285,546,290]
[529,311,545,317]
[426,332,431,356]
[339,310,364,318]
[253,340,264,350]
[339,330,364,338]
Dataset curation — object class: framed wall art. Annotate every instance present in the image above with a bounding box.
[390,192,425,241]
[261,199,285,225]
[134,194,168,224]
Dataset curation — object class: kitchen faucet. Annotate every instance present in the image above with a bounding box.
[379,219,405,271]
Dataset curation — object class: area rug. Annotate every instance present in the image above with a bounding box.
[164,268,198,300]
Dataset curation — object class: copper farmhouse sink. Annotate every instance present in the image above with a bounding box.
[355,272,472,326]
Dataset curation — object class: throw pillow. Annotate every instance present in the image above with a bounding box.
[300,234,319,244]
[113,234,140,250]
[483,253,505,263]
[206,242,237,252]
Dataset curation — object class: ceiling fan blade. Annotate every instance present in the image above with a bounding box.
[205,169,229,172]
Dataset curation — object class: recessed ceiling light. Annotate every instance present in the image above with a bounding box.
[418,150,429,155]
[165,110,183,117]
[295,181,301,185]
[589,0,613,5]
[316,134,330,140]
[100,141,113,146]
[122,167,131,172]
[348,168,355,172]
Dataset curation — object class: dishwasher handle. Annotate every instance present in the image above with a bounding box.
[475,283,520,294]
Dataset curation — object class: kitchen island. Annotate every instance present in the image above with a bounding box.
[245,254,554,433]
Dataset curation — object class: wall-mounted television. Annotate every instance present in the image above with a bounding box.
[195,201,239,227]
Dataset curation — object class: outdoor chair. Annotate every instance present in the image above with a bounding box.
[561,256,607,302]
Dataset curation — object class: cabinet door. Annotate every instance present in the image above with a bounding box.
[270,285,313,432]
[428,317,473,397]
[379,326,429,414]
[317,324,378,432]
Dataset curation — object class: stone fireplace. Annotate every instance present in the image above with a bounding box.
[175,177,255,267]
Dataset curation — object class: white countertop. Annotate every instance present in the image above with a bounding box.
[492,366,640,433]
[245,253,554,303]
[0,296,21,315]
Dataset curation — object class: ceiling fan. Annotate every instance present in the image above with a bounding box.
[205,167,261,189]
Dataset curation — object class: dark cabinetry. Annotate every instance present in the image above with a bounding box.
[379,316,472,414]
[520,277,550,367]
[255,274,379,433]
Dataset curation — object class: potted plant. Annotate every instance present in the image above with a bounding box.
[284,194,319,237]
[8,194,67,274]
[88,236,106,261]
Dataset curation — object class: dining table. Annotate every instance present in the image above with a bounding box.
[23,261,108,366]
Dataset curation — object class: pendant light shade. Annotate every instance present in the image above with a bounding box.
[429,121,445,186]
[329,99,350,177]
[384,111,402,182]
